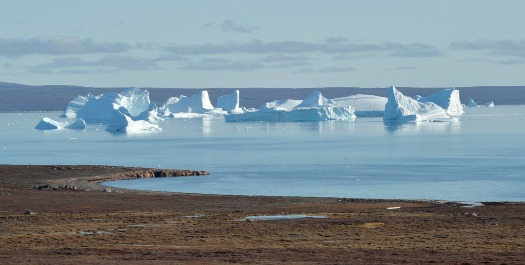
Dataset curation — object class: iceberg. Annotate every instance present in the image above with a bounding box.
[485,101,495,107]
[61,87,156,123]
[263,99,303,110]
[226,91,355,122]
[35,117,86,130]
[418,88,464,116]
[66,118,87,129]
[467,98,479,107]
[159,91,215,117]
[296,90,336,108]
[383,86,449,122]
[118,102,160,123]
[332,94,388,117]
[105,110,162,133]
[216,90,242,113]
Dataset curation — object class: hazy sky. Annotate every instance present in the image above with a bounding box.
[2,0,525,88]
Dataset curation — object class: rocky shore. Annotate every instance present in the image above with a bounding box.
[1,165,524,264]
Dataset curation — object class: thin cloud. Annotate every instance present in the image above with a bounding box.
[181,58,263,71]
[260,54,312,63]
[29,55,160,74]
[450,39,525,59]
[165,38,441,58]
[203,20,258,33]
[317,66,357,73]
[0,36,130,57]
[294,66,357,74]
[389,66,416,71]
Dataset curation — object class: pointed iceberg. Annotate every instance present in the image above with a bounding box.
[296,90,336,108]
[383,86,449,122]
[418,88,464,116]
[467,98,479,107]
[35,117,86,130]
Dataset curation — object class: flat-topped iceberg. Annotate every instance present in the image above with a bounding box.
[105,110,162,133]
[383,86,449,122]
[418,88,464,116]
[159,91,216,117]
[332,94,387,117]
[61,87,157,123]
[35,117,86,130]
[226,91,355,122]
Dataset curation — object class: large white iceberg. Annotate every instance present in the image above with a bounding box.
[383,86,449,122]
[226,91,355,122]
[485,101,495,107]
[35,117,86,130]
[216,90,243,114]
[105,110,162,133]
[61,87,156,123]
[418,88,464,116]
[159,91,215,117]
[332,94,387,117]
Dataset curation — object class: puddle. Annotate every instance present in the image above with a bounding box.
[128,223,162,227]
[182,214,207,218]
[116,244,190,248]
[239,214,328,221]
[72,230,113,236]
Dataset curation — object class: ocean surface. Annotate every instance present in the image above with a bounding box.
[1,106,524,202]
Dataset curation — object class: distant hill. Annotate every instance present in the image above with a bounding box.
[0,82,523,112]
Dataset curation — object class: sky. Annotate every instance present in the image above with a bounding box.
[1,0,525,88]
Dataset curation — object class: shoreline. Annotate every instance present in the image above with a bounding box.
[3,164,516,204]
[1,165,525,264]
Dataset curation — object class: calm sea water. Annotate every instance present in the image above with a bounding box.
[1,106,524,202]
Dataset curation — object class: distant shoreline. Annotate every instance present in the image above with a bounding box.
[1,81,524,112]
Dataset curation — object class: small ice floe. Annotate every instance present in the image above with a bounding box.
[386,206,401,210]
[239,214,328,221]
[460,202,484,208]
